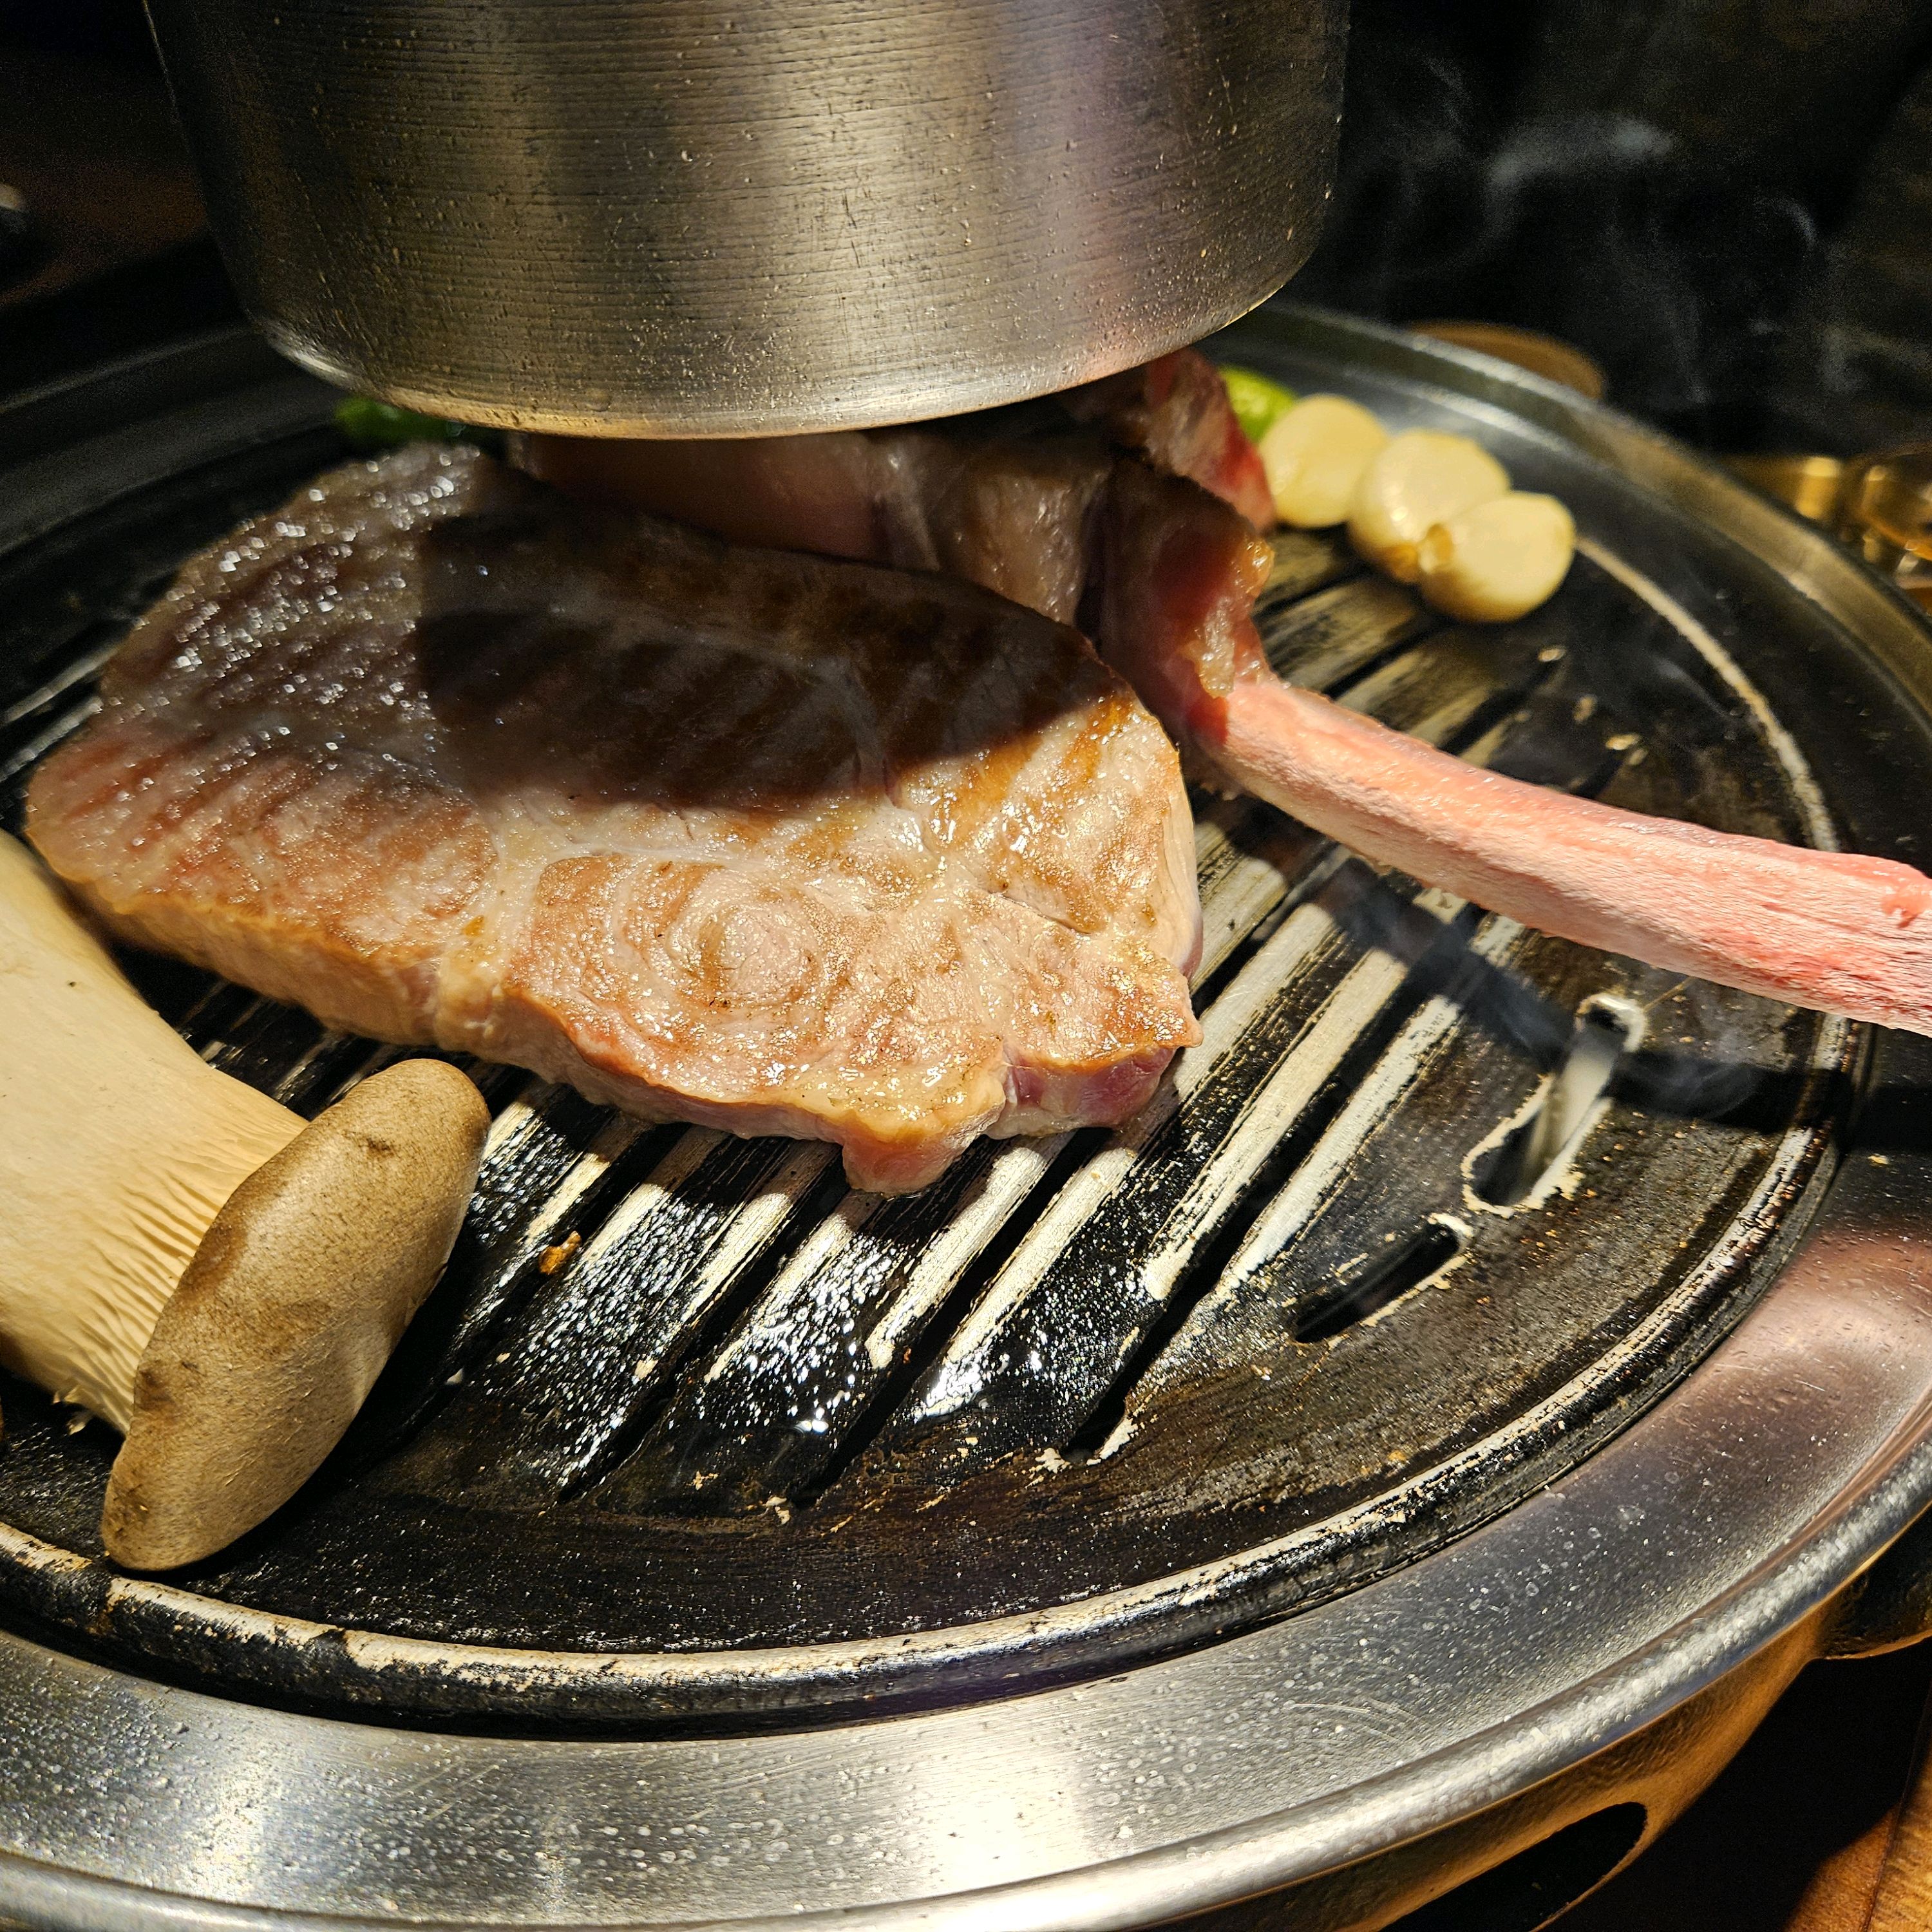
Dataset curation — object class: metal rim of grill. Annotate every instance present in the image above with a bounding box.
[1,306,1931,1932]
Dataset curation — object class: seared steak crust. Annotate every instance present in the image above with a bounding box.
[522,375,1932,1039]
[28,445,1200,1193]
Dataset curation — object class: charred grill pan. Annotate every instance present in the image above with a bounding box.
[1,307,1931,1930]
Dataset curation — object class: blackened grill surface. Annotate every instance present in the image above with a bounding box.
[0,336,1891,1727]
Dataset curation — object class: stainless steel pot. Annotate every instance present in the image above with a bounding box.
[140,0,1345,436]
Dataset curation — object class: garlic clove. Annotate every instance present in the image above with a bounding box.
[1349,430,1510,582]
[1256,395,1390,528]
[1417,491,1577,624]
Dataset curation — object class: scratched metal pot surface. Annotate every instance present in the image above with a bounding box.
[0,308,1929,1931]
[142,0,1345,434]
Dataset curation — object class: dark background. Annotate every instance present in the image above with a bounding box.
[5,4,1932,1925]
[8,0,1932,452]
[1293,0,1932,453]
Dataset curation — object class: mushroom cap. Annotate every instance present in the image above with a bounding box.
[101,1057,489,1571]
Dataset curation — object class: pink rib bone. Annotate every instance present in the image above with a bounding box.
[1100,459,1932,1036]
[1217,676,1932,1033]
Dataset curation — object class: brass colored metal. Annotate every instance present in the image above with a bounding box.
[1726,453,1847,525]
[1867,1683,1932,1932]
[1837,446,1932,610]
[1412,320,1608,401]
[142,0,1345,436]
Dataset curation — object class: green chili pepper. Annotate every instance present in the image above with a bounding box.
[334,396,506,455]
[1218,365,1298,446]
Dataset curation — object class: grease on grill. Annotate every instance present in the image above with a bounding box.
[1292,1219,1470,1344]
[1472,998,1646,1208]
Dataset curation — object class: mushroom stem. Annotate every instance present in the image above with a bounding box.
[0,832,487,1569]
[0,832,299,1430]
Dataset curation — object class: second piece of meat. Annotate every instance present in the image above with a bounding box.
[519,357,1932,1037]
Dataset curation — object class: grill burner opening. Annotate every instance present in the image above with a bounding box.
[0,357,1868,1726]
[1474,996,1646,1208]
[1291,1218,1468,1345]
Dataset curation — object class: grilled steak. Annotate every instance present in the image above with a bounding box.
[524,370,1932,1036]
[27,444,1202,1193]
[1061,347,1276,529]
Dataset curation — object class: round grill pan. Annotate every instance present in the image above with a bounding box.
[0,306,1930,1931]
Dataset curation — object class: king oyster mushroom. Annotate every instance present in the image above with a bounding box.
[0,831,488,1571]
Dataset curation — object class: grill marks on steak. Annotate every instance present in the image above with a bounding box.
[28,444,1202,1193]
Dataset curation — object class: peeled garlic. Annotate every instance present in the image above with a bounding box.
[1417,491,1577,623]
[1349,430,1510,582]
[1257,395,1390,528]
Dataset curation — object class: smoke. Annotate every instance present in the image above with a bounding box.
[1283,0,1917,448]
